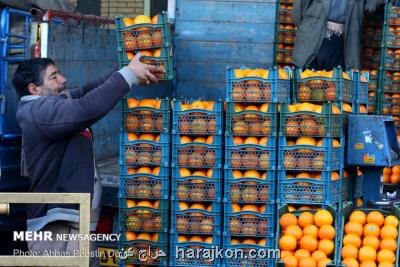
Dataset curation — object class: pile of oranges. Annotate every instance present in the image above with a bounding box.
[382,166,400,184]
[341,210,399,267]
[275,0,295,67]
[278,209,335,267]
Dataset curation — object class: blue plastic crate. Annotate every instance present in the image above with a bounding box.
[275,204,339,267]
[294,68,355,103]
[115,13,170,51]
[119,198,169,233]
[352,70,369,105]
[119,166,169,200]
[276,169,343,206]
[383,52,400,71]
[172,140,223,169]
[170,234,221,267]
[225,102,278,137]
[226,66,291,103]
[222,235,276,267]
[118,240,168,266]
[279,103,344,137]
[122,98,170,133]
[119,230,168,243]
[278,137,344,171]
[276,29,296,44]
[172,168,222,202]
[225,136,277,171]
[223,202,275,238]
[120,132,169,168]
[342,169,352,201]
[115,13,173,80]
[172,99,223,135]
[170,200,222,236]
[223,169,276,205]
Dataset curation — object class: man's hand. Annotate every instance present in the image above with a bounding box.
[127,53,165,85]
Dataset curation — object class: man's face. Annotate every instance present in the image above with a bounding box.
[34,64,66,96]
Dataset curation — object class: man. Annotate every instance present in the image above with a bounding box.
[12,54,162,265]
[292,0,384,70]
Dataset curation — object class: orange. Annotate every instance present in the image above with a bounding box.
[192,136,206,143]
[153,49,161,57]
[127,133,138,141]
[190,203,206,210]
[138,99,155,108]
[345,221,364,236]
[344,234,362,248]
[137,167,152,174]
[139,133,155,141]
[359,246,377,262]
[152,167,160,175]
[362,235,380,250]
[180,136,192,144]
[232,170,243,179]
[350,210,367,226]
[279,234,297,251]
[136,233,152,241]
[390,174,399,184]
[300,235,318,253]
[296,137,316,146]
[333,139,341,147]
[126,199,136,208]
[260,103,269,113]
[259,137,268,146]
[136,200,153,208]
[180,168,191,177]
[125,231,136,241]
[360,261,377,267]
[205,135,214,145]
[317,258,332,267]
[341,244,359,259]
[192,170,207,177]
[285,225,303,240]
[177,235,188,242]
[367,211,385,227]
[133,15,151,24]
[298,257,317,267]
[303,225,319,239]
[377,263,395,267]
[281,250,294,258]
[233,136,244,145]
[179,202,189,210]
[342,258,359,267]
[241,204,259,212]
[298,212,314,228]
[244,170,261,178]
[231,204,241,212]
[294,249,311,260]
[244,136,259,145]
[380,225,398,239]
[282,255,298,267]
[151,14,159,24]
[123,17,134,27]
[314,210,333,227]
[384,215,399,227]
[392,165,400,175]
[379,238,397,251]
[331,172,340,181]
[363,223,380,237]
[383,167,392,176]
[319,225,336,240]
[204,237,213,244]
[280,213,298,229]
[311,250,327,262]
[127,168,136,174]
[377,249,395,264]
[153,200,159,209]
[152,233,159,242]
[318,239,334,256]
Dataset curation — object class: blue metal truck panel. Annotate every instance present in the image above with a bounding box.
[174,0,277,99]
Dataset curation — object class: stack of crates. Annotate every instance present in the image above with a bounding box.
[378,3,400,132]
[273,0,296,68]
[119,98,170,266]
[223,67,291,266]
[362,11,384,114]
[170,99,223,267]
[115,12,174,80]
[284,68,350,207]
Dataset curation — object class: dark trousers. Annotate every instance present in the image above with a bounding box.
[308,32,345,71]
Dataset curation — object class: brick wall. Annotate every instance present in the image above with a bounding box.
[101,0,145,18]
